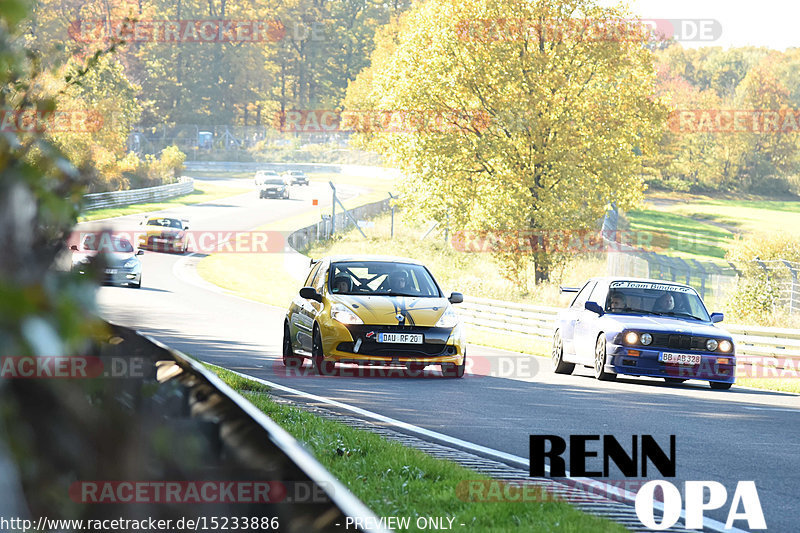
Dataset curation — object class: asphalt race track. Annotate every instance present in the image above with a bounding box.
[90,179,800,532]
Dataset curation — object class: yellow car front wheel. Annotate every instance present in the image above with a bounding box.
[312,327,336,376]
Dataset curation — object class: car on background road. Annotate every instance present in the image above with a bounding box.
[259,177,291,199]
[71,234,143,288]
[552,278,735,389]
[254,169,280,185]
[283,170,309,186]
[138,216,190,253]
[283,256,467,377]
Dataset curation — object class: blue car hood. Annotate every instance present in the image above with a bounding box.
[603,314,731,338]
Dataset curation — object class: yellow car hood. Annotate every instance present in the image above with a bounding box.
[333,295,450,327]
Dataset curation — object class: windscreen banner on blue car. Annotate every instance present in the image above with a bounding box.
[609,281,695,293]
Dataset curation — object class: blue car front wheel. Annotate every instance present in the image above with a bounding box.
[594,334,616,381]
[552,330,574,375]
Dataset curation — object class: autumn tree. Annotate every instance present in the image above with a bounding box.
[346,0,666,283]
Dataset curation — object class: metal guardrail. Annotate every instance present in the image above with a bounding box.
[185,161,341,173]
[288,198,391,251]
[458,296,800,361]
[82,177,194,210]
[184,161,401,180]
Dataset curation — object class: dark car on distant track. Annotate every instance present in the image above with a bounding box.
[552,277,735,389]
[283,170,309,186]
[259,177,291,199]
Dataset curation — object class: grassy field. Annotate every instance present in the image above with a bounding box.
[625,209,732,260]
[623,191,800,262]
[644,191,800,236]
[79,181,250,221]
[207,365,626,533]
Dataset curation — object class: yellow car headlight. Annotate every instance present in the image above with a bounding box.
[331,303,363,325]
[435,306,459,329]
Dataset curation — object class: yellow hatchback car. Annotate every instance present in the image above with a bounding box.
[283,256,467,377]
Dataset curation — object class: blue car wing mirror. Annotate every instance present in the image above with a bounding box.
[584,301,604,316]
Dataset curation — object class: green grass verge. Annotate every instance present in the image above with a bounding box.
[202,363,271,393]
[735,377,800,394]
[206,365,626,533]
[79,182,250,221]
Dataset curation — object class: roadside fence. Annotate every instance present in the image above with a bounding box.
[82,177,193,211]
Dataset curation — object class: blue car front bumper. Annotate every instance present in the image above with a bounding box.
[607,343,736,383]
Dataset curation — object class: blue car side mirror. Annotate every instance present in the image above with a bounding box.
[710,312,724,323]
[585,301,604,316]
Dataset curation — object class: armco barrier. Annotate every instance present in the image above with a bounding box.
[82,177,194,210]
[288,198,391,251]
[184,161,401,180]
[0,322,387,532]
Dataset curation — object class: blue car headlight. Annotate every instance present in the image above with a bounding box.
[640,333,653,345]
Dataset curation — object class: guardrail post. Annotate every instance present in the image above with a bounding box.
[388,193,396,238]
[330,183,336,235]
[692,259,707,299]
[782,259,798,315]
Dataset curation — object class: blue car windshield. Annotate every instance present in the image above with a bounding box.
[605,282,711,321]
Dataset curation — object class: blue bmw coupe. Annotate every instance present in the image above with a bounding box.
[552,278,735,390]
